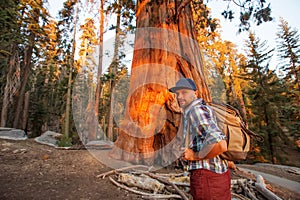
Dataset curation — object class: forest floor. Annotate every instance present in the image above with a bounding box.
[0,138,299,200]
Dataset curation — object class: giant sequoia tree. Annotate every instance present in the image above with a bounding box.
[109,0,211,166]
[107,0,272,166]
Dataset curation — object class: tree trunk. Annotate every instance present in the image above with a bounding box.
[21,91,30,130]
[110,0,211,165]
[94,0,105,140]
[64,67,73,137]
[1,44,19,127]
[64,2,78,137]
[13,33,34,129]
[107,1,121,140]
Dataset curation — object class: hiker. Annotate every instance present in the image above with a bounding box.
[169,78,231,200]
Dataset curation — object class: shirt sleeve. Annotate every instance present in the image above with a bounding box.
[189,104,225,147]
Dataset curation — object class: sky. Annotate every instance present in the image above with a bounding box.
[47,0,300,69]
[206,0,300,68]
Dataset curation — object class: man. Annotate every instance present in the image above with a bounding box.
[169,78,231,200]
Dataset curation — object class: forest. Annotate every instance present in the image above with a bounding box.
[0,0,299,167]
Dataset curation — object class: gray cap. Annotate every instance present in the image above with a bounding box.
[169,78,197,93]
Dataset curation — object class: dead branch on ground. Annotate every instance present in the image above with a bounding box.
[97,165,285,200]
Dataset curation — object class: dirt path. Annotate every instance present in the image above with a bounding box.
[0,139,299,200]
[0,139,141,200]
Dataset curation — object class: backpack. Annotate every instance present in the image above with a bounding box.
[208,101,263,161]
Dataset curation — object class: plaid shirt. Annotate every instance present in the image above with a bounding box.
[183,99,228,173]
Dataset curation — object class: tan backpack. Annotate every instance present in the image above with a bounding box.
[208,102,263,161]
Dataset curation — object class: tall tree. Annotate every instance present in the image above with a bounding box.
[64,2,79,138]
[57,0,80,140]
[104,0,135,140]
[110,0,211,165]
[0,0,20,127]
[192,2,248,121]
[276,18,300,93]
[276,18,300,146]
[242,32,285,164]
[13,0,50,129]
[29,19,61,136]
[78,18,99,141]
[94,0,105,140]
[109,0,272,166]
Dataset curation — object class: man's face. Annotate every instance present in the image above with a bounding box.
[175,89,197,109]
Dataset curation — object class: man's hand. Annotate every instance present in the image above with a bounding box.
[183,140,227,161]
[183,148,200,161]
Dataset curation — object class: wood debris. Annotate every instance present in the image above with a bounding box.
[117,173,165,193]
[97,165,284,200]
[255,175,283,200]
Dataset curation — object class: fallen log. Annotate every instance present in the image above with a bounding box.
[98,165,286,200]
[109,176,182,199]
[255,175,283,200]
[117,173,165,193]
[144,172,190,200]
[239,182,258,200]
[286,168,300,175]
[96,165,151,178]
[231,178,248,185]
[231,192,251,200]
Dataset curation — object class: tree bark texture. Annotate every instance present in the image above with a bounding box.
[1,44,20,127]
[110,0,211,165]
[13,33,34,129]
[94,0,105,140]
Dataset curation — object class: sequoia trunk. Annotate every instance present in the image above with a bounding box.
[110,0,211,165]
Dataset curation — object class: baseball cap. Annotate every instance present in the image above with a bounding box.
[169,78,197,93]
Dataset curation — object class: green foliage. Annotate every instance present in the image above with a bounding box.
[28,99,47,138]
[240,32,293,163]
[0,0,19,113]
[276,18,300,91]
[0,0,19,56]
[106,0,136,31]
[220,0,273,32]
[192,0,219,33]
[275,18,300,145]
[57,134,73,147]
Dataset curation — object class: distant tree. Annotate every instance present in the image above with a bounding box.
[78,18,99,141]
[276,18,300,145]
[57,0,80,141]
[29,19,62,137]
[276,17,300,92]
[192,3,248,120]
[0,0,50,129]
[0,0,20,127]
[242,32,287,164]
[103,0,135,140]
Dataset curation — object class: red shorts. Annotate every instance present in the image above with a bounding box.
[190,169,231,200]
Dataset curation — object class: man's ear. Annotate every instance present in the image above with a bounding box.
[194,90,198,97]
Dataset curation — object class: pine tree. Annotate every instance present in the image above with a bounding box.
[0,0,51,129]
[29,19,62,137]
[0,0,20,127]
[192,3,248,120]
[103,0,135,140]
[276,18,300,92]
[276,18,300,147]
[56,0,80,143]
[77,18,99,142]
[242,32,287,164]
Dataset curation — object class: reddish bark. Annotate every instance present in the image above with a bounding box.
[110,0,211,165]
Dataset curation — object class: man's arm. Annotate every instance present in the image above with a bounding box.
[183,139,227,161]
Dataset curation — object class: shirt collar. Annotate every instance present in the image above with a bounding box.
[183,98,204,117]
